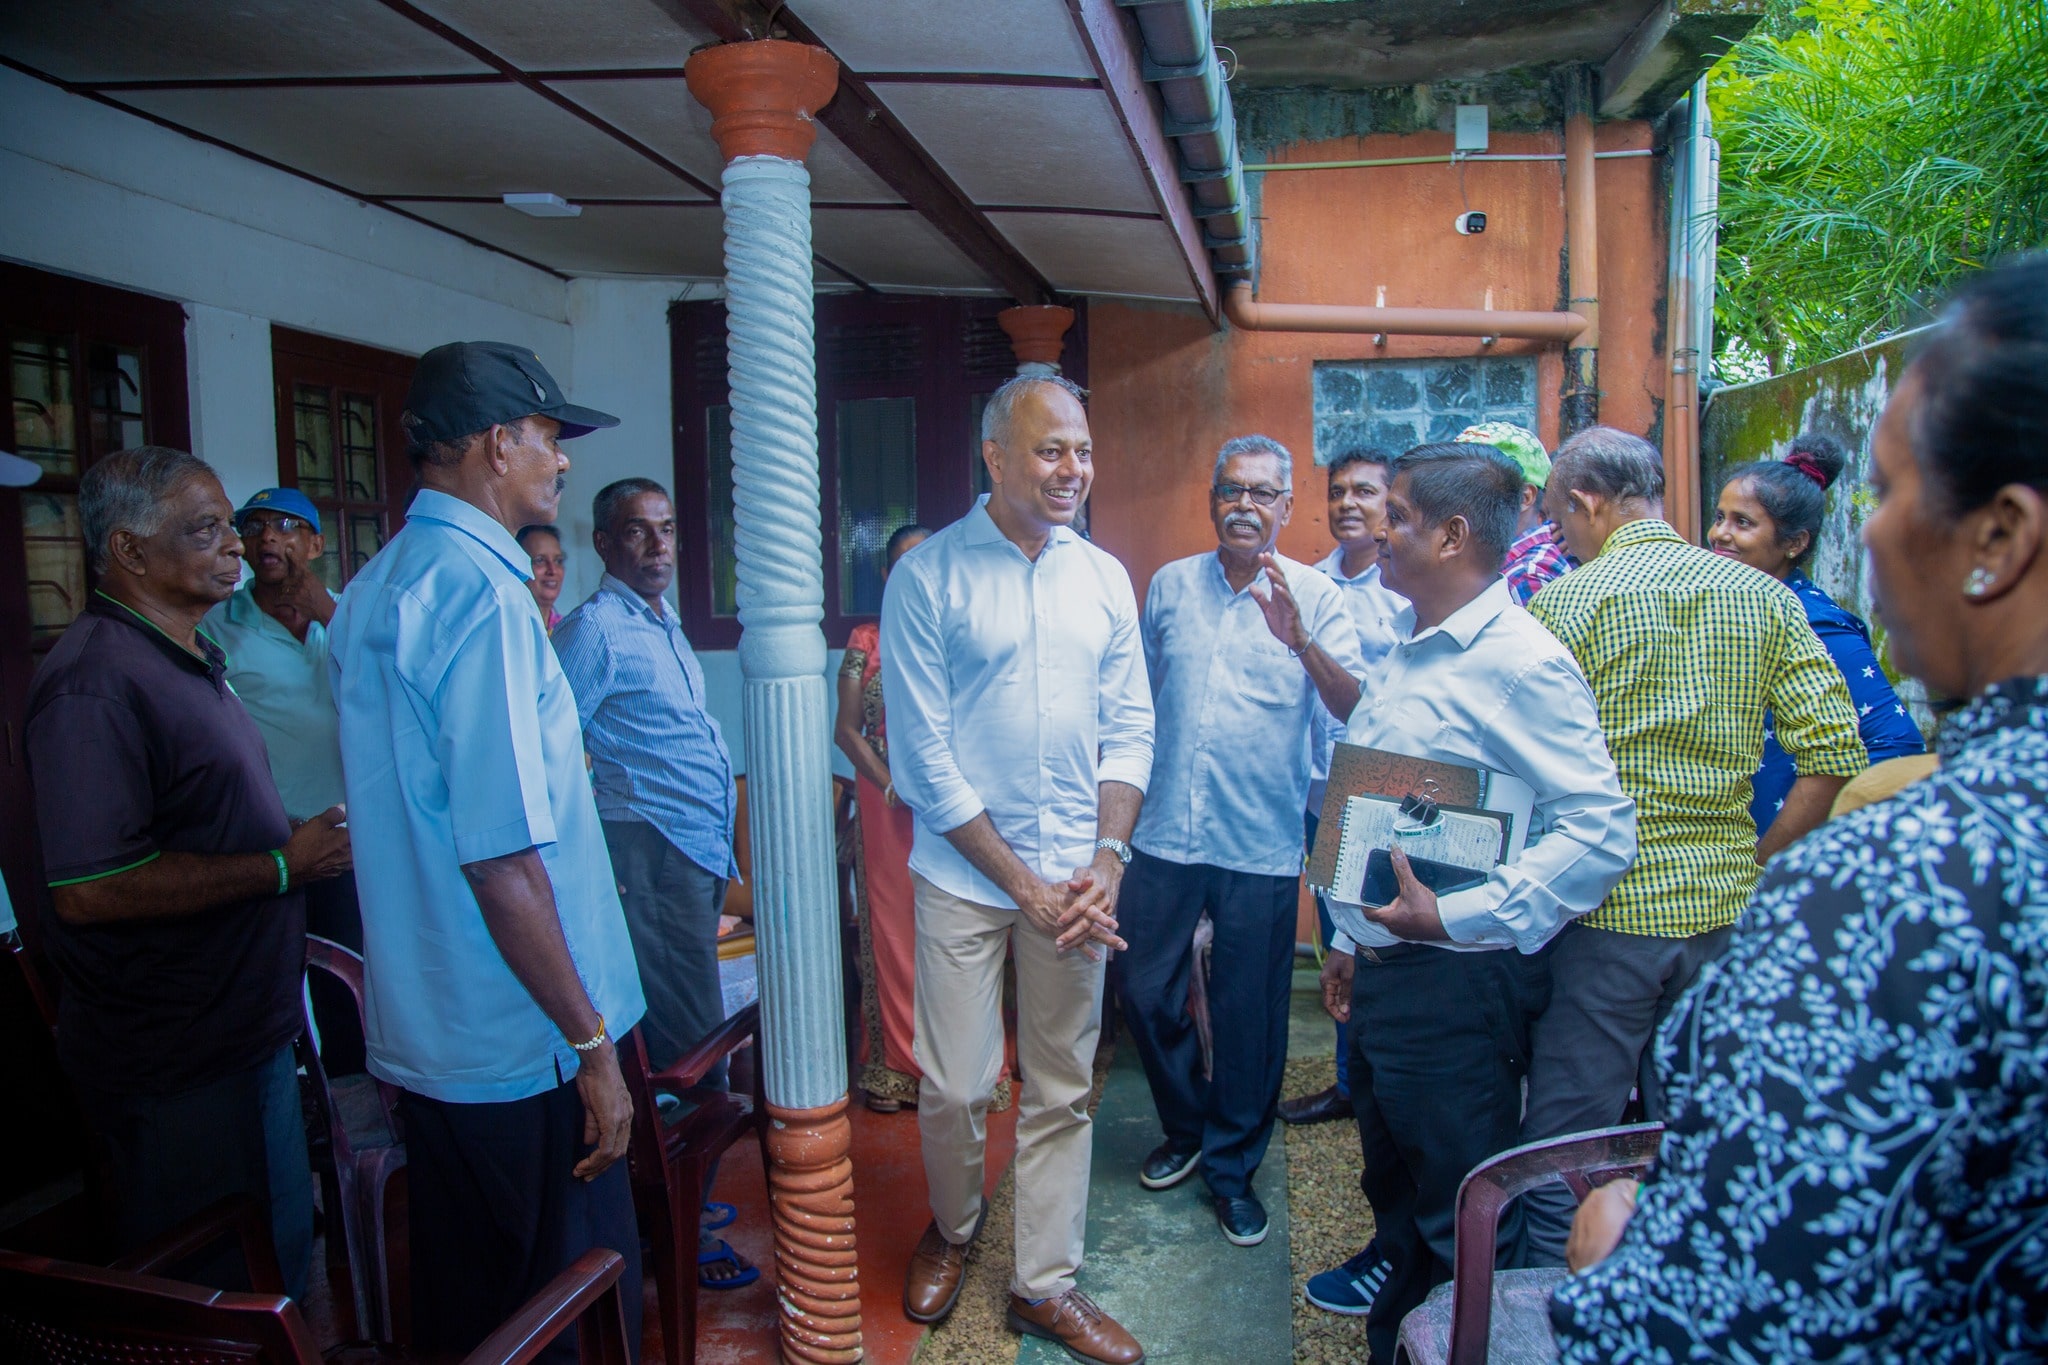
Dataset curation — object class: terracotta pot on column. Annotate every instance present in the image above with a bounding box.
[684,39,861,1365]
[998,303,1075,377]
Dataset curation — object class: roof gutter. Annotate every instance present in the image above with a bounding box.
[1116,0,1251,281]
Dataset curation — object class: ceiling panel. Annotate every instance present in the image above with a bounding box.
[0,0,487,82]
[988,212,1196,302]
[114,84,706,199]
[875,86,1157,213]
[557,79,903,203]
[407,0,717,72]
[391,200,725,275]
[789,0,1096,77]
[812,209,996,293]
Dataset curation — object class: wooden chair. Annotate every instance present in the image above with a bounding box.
[0,1195,633,1365]
[302,936,407,1342]
[621,1005,771,1365]
[1395,1122,1664,1365]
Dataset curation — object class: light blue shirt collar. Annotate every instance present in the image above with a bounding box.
[406,488,532,581]
[596,572,675,625]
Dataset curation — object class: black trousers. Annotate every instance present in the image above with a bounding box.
[70,1041,314,1301]
[1348,943,1549,1365]
[402,1078,642,1364]
[304,871,366,1077]
[602,820,730,1085]
[1110,850,1298,1199]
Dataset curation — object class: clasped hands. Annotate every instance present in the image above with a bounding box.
[1016,855,1127,961]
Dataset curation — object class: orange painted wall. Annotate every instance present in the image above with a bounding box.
[1086,123,1666,606]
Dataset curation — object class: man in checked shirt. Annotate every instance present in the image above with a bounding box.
[1518,426,1866,1265]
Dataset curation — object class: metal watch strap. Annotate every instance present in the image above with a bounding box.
[1094,837,1134,866]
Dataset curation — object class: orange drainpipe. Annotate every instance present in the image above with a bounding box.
[1223,283,1588,342]
[1561,68,1601,435]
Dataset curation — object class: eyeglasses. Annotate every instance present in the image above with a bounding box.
[237,514,313,536]
[1211,483,1290,507]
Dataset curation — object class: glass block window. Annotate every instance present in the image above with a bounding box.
[836,397,918,616]
[1312,356,1538,464]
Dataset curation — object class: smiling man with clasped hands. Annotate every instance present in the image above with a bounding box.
[881,374,1154,1365]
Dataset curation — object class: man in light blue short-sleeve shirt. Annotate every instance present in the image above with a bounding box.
[329,340,644,1363]
[1111,434,1367,1252]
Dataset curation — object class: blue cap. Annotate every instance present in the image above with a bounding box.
[237,487,323,534]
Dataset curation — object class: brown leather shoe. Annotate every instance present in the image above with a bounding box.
[1006,1289,1146,1364]
[903,1205,985,1323]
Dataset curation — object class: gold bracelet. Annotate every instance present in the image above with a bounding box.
[569,1016,608,1053]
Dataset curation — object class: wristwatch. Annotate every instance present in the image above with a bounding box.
[1094,837,1134,866]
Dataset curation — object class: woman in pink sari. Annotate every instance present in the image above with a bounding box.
[837,526,1012,1114]
[836,526,929,1111]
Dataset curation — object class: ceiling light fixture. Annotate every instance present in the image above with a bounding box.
[503,192,582,218]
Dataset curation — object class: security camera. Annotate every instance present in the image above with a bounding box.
[1454,211,1487,235]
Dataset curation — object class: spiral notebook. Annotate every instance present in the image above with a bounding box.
[1307,742,1535,900]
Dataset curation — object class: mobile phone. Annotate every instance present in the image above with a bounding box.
[1360,848,1488,906]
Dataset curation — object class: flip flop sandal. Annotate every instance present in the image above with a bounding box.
[701,1201,737,1231]
[698,1238,760,1291]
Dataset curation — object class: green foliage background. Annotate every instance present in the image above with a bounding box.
[1708,0,2048,378]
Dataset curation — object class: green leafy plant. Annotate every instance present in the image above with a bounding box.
[1709,0,2048,376]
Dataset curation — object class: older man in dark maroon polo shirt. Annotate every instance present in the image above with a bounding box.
[25,446,351,1296]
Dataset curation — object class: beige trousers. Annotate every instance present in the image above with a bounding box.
[912,873,1103,1298]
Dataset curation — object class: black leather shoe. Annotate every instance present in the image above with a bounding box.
[1138,1139,1201,1190]
[1215,1194,1269,1247]
[1277,1084,1354,1126]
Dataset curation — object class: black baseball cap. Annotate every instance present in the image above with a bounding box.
[402,341,619,450]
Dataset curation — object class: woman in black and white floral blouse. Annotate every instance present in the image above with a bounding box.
[1552,254,2048,1361]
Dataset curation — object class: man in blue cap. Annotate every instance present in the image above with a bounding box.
[330,342,648,1362]
[204,487,360,968]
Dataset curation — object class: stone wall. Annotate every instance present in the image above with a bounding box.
[1698,326,1932,719]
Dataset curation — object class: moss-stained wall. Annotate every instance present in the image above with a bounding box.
[1699,327,1933,723]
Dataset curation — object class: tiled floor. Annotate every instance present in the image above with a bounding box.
[679,1093,1019,1365]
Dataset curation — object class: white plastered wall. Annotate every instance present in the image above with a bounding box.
[0,66,845,775]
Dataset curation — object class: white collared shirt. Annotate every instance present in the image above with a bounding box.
[881,497,1155,909]
[1133,551,1365,876]
[1308,547,1409,814]
[1331,578,1636,955]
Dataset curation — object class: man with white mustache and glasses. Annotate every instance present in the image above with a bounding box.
[883,375,1154,1365]
[1110,435,1367,1250]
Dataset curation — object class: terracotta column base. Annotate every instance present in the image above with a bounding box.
[998,304,1075,373]
[766,1098,862,1362]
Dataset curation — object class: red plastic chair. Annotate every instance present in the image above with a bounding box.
[302,935,407,1342]
[0,1194,632,1365]
[621,1005,770,1365]
[1395,1122,1664,1365]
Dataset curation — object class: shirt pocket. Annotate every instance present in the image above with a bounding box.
[1234,639,1301,709]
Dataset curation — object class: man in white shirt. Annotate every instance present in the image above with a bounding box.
[1282,448,1408,1135]
[1113,435,1365,1249]
[882,375,1153,1365]
[1309,441,1636,1365]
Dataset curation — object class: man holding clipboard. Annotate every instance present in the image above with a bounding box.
[1302,442,1636,1365]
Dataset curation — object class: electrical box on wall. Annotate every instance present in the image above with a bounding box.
[1455,105,1489,154]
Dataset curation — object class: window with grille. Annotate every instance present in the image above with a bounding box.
[671,296,1085,649]
[271,329,414,587]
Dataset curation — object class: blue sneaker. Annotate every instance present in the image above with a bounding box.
[1305,1240,1391,1316]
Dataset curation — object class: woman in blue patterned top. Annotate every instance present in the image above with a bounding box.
[1552,253,2048,1361]
[1708,431,1925,834]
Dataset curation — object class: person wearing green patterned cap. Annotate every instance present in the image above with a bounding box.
[1457,422,1577,603]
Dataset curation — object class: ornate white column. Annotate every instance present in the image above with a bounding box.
[685,40,860,1364]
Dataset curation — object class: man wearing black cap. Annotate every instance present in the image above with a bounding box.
[329,342,649,1360]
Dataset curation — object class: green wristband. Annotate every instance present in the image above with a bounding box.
[270,849,289,896]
